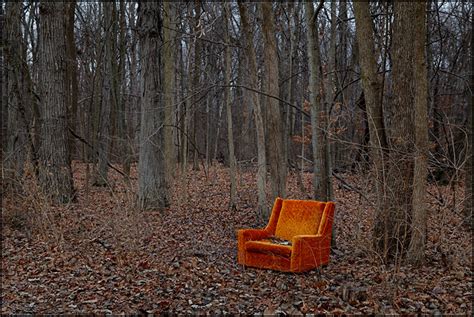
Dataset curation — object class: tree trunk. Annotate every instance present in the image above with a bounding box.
[305,1,329,201]
[235,47,251,162]
[163,1,176,183]
[465,88,473,229]
[0,4,5,158]
[65,1,78,160]
[205,92,211,167]
[94,2,114,186]
[224,2,237,210]
[213,97,224,164]
[191,1,202,171]
[178,35,188,173]
[326,0,337,201]
[353,1,389,258]
[239,1,269,220]
[408,2,429,264]
[117,0,131,180]
[37,1,74,203]
[261,2,286,202]
[128,3,140,172]
[299,102,307,193]
[138,2,169,209]
[384,2,417,261]
[286,2,300,170]
[4,1,27,188]
[238,2,267,218]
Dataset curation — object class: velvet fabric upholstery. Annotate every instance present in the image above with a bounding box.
[275,200,325,241]
[237,198,335,272]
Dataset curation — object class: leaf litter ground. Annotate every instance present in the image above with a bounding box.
[1,162,472,314]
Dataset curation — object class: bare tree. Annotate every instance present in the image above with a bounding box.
[191,1,203,171]
[465,92,473,228]
[94,2,114,186]
[163,1,176,183]
[117,0,131,180]
[137,1,169,209]
[304,1,330,201]
[37,1,74,203]
[238,2,267,218]
[224,2,237,209]
[65,1,78,159]
[364,1,427,262]
[0,4,5,158]
[383,1,418,261]
[261,2,286,202]
[325,0,337,201]
[353,1,388,256]
[4,2,27,187]
[407,2,429,264]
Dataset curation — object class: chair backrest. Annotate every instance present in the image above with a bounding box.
[274,199,327,241]
[318,202,335,236]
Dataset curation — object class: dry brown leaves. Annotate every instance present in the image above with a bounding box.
[1,162,472,314]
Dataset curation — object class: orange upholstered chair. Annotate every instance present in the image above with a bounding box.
[237,198,335,272]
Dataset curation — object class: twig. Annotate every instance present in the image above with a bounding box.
[68,127,129,179]
[332,171,372,204]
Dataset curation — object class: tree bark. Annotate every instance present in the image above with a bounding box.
[0,5,5,160]
[408,2,429,264]
[178,33,189,173]
[66,1,78,160]
[261,2,286,202]
[384,1,417,260]
[191,1,202,171]
[224,2,237,210]
[94,2,114,186]
[305,1,329,201]
[326,0,337,201]
[465,88,473,229]
[4,1,27,188]
[117,0,131,180]
[138,2,169,209]
[353,1,389,258]
[238,2,267,218]
[163,1,176,183]
[37,1,74,203]
[286,2,301,171]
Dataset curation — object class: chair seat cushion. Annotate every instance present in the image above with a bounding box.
[245,240,292,258]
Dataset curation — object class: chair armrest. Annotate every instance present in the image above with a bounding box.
[291,234,331,268]
[292,234,330,249]
[237,229,271,264]
[237,228,271,242]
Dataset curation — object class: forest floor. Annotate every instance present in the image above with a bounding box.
[1,162,472,315]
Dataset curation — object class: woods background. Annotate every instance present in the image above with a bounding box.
[2,1,472,263]
[1,1,473,314]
